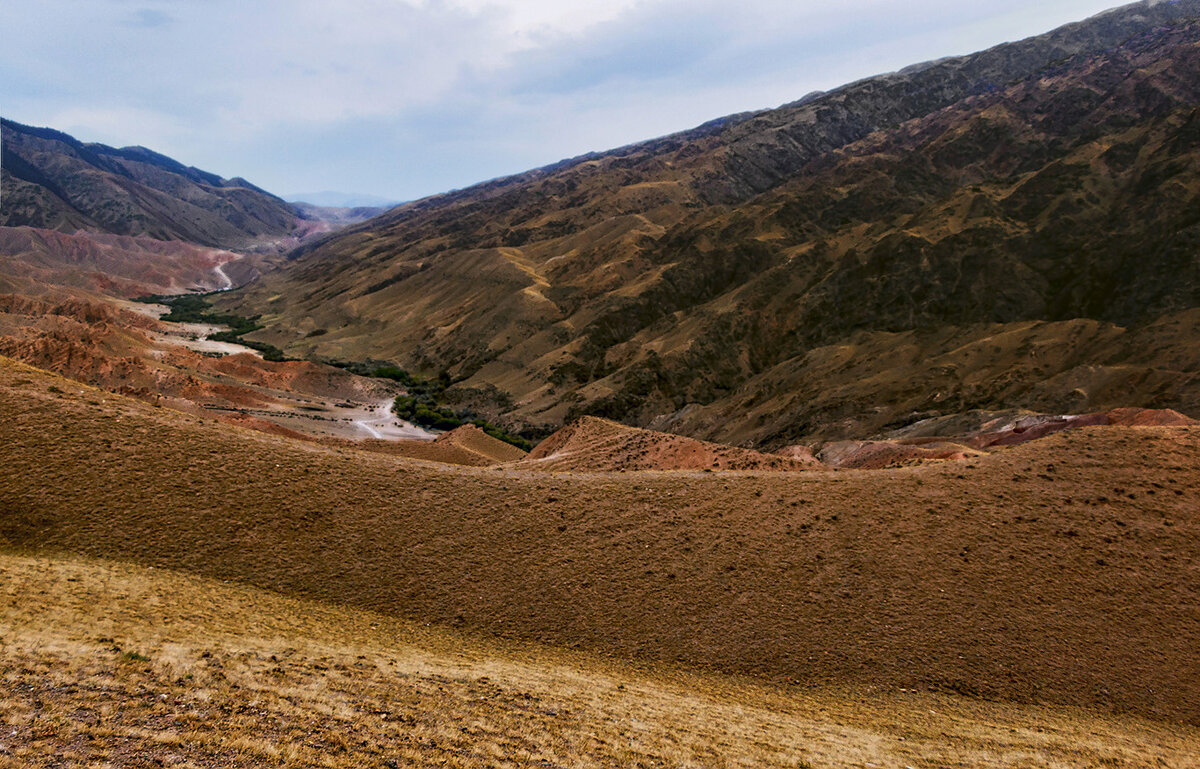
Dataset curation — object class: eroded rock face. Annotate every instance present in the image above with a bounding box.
[227,3,1200,445]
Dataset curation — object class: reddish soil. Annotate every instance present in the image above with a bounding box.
[0,292,403,440]
[809,408,1200,469]
[1107,407,1198,427]
[213,411,315,441]
[0,294,159,329]
[199,355,387,401]
[0,226,245,297]
[967,408,1199,448]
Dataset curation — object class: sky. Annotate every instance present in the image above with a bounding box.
[2,0,1131,202]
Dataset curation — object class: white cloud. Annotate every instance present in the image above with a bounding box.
[45,106,189,152]
[0,0,1132,199]
[448,0,642,37]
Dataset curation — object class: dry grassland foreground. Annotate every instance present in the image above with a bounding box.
[1,553,1198,769]
[0,356,1199,767]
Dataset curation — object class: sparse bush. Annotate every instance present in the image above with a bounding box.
[371,366,418,386]
[391,381,531,450]
[145,293,292,361]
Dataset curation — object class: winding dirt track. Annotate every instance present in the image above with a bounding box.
[211,260,234,291]
[352,399,434,441]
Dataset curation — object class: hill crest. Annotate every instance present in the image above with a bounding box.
[2,355,1198,723]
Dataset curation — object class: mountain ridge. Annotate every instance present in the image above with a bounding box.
[3,356,1198,723]
[223,0,1200,445]
[1,118,298,249]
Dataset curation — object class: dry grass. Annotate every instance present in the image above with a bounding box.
[2,552,1197,768]
[1,355,1199,730]
[519,416,813,472]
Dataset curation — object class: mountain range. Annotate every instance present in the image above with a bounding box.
[1,118,297,249]
[221,0,1200,446]
[285,191,402,208]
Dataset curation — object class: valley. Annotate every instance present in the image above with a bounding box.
[222,2,1200,445]
[2,1,1200,766]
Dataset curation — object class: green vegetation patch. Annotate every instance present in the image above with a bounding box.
[137,292,290,361]
[328,360,532,450]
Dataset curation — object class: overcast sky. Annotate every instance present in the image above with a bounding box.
[2,0,1130,202]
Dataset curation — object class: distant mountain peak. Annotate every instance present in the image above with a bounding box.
[284,191,402,208]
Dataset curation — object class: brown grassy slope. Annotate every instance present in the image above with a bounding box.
[0,357,1198,724]
[670,314,1200,446]
[522,416,815,471]
[327,426,526,468]
[438,424,529,464]
[6,554,1197,769]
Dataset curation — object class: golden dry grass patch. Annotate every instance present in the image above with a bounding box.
[1,552,1197,768]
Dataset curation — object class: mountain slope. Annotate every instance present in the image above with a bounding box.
[225,0,1200,444]
[3,357,1198,723]
[0,226,247,297]
[8,553,1195,767]
[1,119,297,249]
[520,416,815,472]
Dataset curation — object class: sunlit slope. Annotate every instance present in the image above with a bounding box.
[1,356,1197,724]
[518,415,815,471]
[7,553,1198,768]
[226,1,1200,442]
